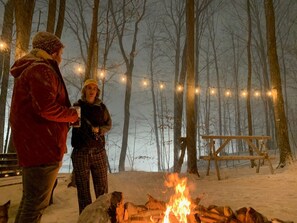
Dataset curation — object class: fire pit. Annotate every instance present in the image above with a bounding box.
[77,173,293,223]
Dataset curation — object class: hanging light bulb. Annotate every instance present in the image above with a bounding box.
[195,87,200,94]
[142,79,149,87]
[225,89,231,97]
[177,84,183,92]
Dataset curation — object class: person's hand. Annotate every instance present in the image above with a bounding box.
[92,127,99,133]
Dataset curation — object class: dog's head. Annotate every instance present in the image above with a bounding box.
[0,200,10,223]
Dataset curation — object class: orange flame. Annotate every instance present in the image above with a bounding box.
[163,174,191,223]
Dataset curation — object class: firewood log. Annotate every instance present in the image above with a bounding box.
[245,207,269,223]
[145,194,166,211]
[236,207,271,223]
[77,191,124,223]
[271,218,294,223]
[236,207,248,222]
[124,202,147,219]
[223,206,234,218]
[193,205,228,222]
[198,216,224,223]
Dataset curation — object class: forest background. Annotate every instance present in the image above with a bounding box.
[0,0,296,174]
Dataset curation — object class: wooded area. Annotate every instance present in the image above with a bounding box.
[0,0,296,173]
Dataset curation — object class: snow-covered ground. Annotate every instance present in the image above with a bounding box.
[1,159,296,222]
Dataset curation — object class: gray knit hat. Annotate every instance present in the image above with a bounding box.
[32,32,64,54]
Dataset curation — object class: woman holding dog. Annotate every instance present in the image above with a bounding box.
[71,79,112,214]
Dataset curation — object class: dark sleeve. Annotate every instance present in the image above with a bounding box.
[100,104,112,135]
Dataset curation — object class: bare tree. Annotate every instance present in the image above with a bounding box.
[110,0,147,171]
[0,0,14,153]
[246,0,257,167]
[251,0,275,149]
[186,0,198,174]
[264,0,293,167]
[195,0,213,157]
[207,6,222,139]
[160,0,186,171]
[144,18,162,171]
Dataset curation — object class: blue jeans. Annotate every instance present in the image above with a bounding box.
[14,162,61,223]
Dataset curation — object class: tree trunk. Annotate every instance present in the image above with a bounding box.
[174,42,187,172]
[186,0,198,174]
[230,33,243,151]
[46,0,56,33]
[252,1,275,150]
[14,0,35,59]
[146,24,162,171]
[85,0,100,80]
[0,0,14,153]
[55,0,66,38]
[246,0,256,167]
[264,0,293,167]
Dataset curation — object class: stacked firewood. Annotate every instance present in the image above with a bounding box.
[77,192,293,223]
[122,194,293,223]
[192,205,291,223]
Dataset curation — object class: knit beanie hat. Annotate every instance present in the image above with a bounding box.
[32,32,64,55]
[82,79,99,90]
[81,79,100,99]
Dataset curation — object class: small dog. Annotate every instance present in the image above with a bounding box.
[0,200,10,223]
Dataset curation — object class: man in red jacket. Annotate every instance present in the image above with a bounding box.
[9,31,78,223]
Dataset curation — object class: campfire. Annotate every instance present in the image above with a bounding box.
[77,173,293,223]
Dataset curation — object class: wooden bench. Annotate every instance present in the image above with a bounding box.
[0,153,22,178]
[200,135,275,180]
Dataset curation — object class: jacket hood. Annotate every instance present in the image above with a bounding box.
[10,49,54,78]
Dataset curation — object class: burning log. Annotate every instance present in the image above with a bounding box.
[194,205,229,222]
[124,202,164,222]
[145,194,166,211]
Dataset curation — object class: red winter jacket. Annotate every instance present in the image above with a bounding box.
[9,49,78,167]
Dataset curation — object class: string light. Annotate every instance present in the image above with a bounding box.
[210,87,216,95]
[142,79,149,87]
[121,74,126,83]
[195,87,200,94]
[159,82,165,90]
[225,89,231,97]
[0,41,7,51]
[241,90,248,97]
[177,84,183,92]
[99,69,105,79]
[254,90,260,97]
[72,64,274,99]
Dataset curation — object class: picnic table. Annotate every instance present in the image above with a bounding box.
[0,153,22,178]
[200,135,274,180]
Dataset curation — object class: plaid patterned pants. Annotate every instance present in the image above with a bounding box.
[71,147,108,214]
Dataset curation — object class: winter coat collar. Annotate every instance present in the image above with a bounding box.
[32,48,54,60]
[79,98,102,106]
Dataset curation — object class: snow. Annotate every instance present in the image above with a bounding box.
[1,160,297,222]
